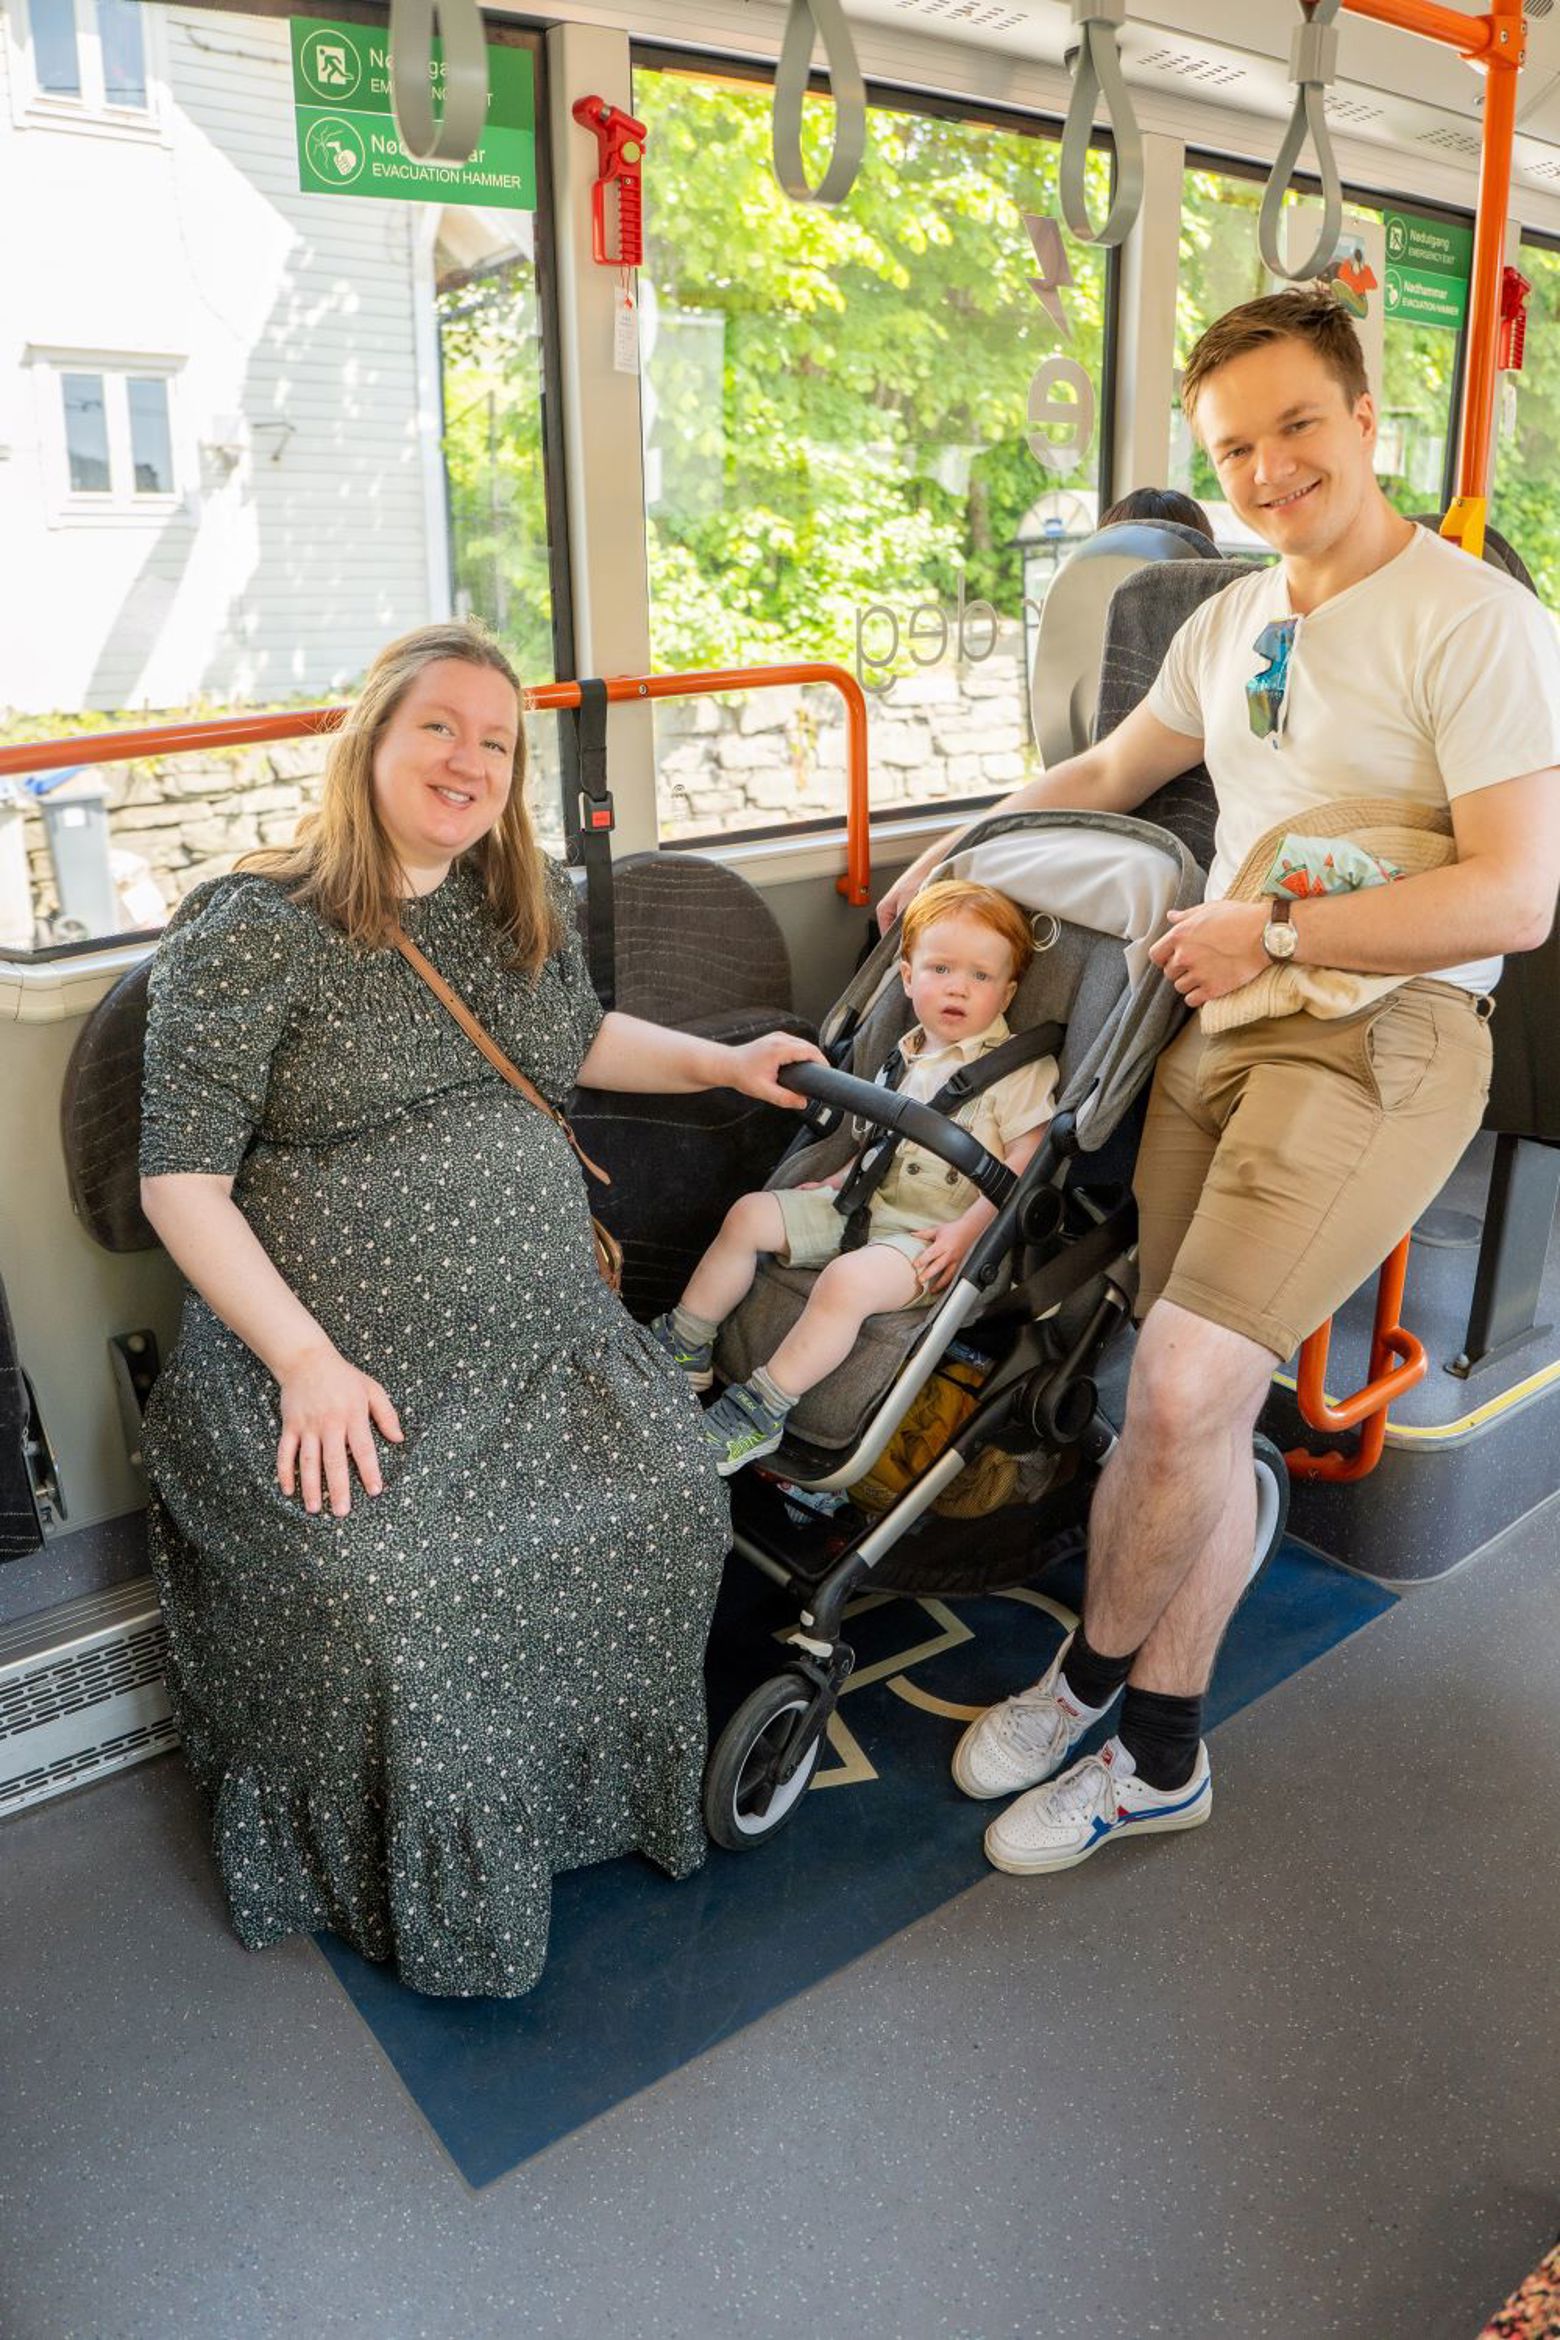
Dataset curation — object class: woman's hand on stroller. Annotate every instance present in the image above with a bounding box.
[721,1032,830,1107]
[1150,901,1268,1007]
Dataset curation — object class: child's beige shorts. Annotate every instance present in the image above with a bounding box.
[1134,979,1493,1362]
[773,1186,937,1305]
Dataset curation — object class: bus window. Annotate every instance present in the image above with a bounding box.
[0,14,566,955]
[634,58,1114,846]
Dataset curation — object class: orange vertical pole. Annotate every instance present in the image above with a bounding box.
[1444,0,1525,556]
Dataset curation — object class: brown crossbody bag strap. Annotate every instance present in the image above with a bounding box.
[390,929,624,1288]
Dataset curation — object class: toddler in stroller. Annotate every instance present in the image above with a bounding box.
[699,809,1291,1851]
[649,880,1061,1476]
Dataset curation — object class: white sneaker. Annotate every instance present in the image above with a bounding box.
[951,1635,1113,1801]
[984,1737,1212,1876]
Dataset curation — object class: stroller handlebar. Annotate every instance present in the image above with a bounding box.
[778,1063,1016,1207]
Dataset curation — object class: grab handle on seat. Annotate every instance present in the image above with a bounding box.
[778,1063,1016,1206]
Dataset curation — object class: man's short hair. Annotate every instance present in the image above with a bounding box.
[1181,286,1369,429]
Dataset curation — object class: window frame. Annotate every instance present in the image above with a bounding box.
[6,0,169,141]
[631,44,1122,855]
[27,350,189,528]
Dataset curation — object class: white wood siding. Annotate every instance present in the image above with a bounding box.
[0,4,443,715]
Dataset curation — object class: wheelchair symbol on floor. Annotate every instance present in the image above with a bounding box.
[774,1587,1080,1790]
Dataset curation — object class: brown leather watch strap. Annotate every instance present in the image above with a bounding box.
[390,927,611,1187]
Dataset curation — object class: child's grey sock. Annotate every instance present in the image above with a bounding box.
[672,1304,719,1348]
[750,1365,797,1417]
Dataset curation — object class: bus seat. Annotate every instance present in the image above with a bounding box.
[61,959,156,1253]
[567,852,816,1320]
[1091,557,1248,871]
[1408,519,1560,1144]
[1029,519,1225,771]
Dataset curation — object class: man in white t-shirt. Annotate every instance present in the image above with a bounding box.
[879,286,1560,1876]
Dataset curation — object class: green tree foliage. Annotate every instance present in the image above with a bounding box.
[438,260,556,681]
[1492,245,1560,603]
[637,74,1110,668]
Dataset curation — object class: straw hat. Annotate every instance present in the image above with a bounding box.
[1200,796,1455,1034]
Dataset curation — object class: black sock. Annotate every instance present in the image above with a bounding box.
[1118,1686,1203,1791]
[1059,1625,1136,1714]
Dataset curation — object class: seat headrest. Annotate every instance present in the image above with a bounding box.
[1029,522,1225,770]
[60,960,158,1252]
[1411,512,1537,595]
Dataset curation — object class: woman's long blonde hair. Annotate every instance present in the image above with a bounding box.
[242,623,561,972]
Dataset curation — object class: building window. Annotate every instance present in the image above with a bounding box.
[31,0,82,94]
[126,376,173,493]
[635,58,1114,843]
[62,373,112,492]
[39,361,182,513]
[13,0,153,119]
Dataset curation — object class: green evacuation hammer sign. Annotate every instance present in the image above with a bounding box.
[291,19,535,209]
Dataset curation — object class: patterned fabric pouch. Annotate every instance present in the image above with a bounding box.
[1261,834,1404,900]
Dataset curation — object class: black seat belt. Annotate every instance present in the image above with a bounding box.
[566,678,616,1009]
[834,1021,1065,1250]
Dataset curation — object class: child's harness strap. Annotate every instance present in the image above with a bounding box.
[834,1022,1065,1251]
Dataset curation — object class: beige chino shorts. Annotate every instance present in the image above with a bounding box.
[1134,980,1493,1362]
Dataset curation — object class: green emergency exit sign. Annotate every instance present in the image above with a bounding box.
[291,19,535,209]
[1382,212,1472,332]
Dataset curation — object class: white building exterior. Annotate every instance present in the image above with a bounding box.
[0,0,451,715]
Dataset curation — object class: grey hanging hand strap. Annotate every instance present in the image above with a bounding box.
[1060,0,1145,250]
[772,0,867,207]
[389,0,489,165]
[1259,0,1344,282]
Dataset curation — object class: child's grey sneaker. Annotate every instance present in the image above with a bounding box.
[703,1380,789,1476]
[646,1312,714,1392]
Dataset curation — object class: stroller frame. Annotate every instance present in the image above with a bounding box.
[702,811,1292,1850]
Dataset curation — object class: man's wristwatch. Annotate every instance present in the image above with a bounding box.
[1261,897,1299,962]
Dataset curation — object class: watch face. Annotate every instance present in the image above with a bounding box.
[1265,920,1298,961]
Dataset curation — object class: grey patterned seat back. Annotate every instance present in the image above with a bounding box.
[1091,558,1254,873]
[599,851,794,1025]
[717,811,1201,1456]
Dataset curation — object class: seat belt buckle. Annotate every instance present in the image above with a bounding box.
[579,788,615,835]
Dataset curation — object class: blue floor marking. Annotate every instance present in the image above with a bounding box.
[315,1538,1396,2186]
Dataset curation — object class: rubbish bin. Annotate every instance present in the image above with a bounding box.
[0,782,32,951]
[29,768,117,943]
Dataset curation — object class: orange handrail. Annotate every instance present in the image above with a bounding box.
[0,660,873,907]
[527,665,872,907]
[1286,1234,1429,1484]
[1284,0,1522,1480]
[1342,0,1494,59]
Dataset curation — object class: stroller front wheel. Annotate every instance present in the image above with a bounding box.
[1247,1433,1290,1591]
[704,1673,827,1851]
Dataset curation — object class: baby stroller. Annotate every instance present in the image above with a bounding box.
[703,807,1292,1849]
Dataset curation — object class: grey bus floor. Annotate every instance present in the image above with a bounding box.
[3,1496,1558,2340]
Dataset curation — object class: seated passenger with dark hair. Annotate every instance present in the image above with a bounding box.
[1098,486,1215,538]
[138,622,822,1998]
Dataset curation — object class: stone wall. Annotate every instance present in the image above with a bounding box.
[8,631,1035,940]
[656,632,1037,839]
